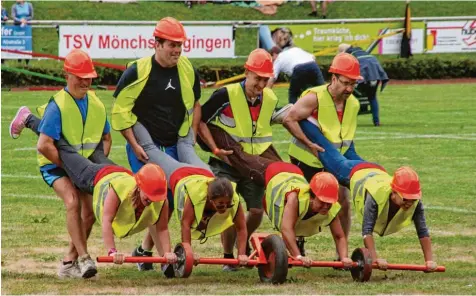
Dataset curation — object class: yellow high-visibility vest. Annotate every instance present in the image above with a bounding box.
[111,56,195,137]
[36,89,106,167]
[174,174,240,240]
[265,171,341,237]
[210,83,277,155]
[288,84,359,168]
[93,172,164,238]
[351,168,418,236]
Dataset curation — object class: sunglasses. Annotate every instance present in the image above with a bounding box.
[211,200,234,210]
[336,75,358,88]
[396,192,417,203]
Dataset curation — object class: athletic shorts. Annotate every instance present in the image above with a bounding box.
[40,167,68,187]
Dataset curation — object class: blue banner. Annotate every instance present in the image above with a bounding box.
[1,25,33,59]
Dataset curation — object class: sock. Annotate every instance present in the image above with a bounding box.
[224,253,234,259]
[137,245,145,253]
[62,260,73,265]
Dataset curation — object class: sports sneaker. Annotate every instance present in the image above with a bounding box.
[77,254,98,278]
[58,261,82,279]
[271,104,293,125]
[161,264,175,278]
[222,264,238,272]
[9,106,31,139]
[131,246,154,271]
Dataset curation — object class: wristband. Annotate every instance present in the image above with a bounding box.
[212,148,220,155]
[108,248,117,256]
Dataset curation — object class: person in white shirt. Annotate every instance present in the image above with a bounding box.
[267,47,325,104]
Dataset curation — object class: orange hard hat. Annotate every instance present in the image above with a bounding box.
[63,49,97,79]
[309,172,339,204]
[329,53,363,80]
[391,166,422,200]
[153,17,187,42]
[134,164,168,202]
[244,48,274,78]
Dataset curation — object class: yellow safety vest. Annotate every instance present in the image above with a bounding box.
[36,89,107,168]
[174,174,241,240]
[265,171,341,237]
[288,84,360,168]
[351,168,418,236]
[210,83,278,155]
[93,172,164,238]
[111,55,195,137]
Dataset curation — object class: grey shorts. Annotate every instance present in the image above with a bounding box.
[209,158,264,210]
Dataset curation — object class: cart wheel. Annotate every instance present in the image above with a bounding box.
[350,247,372,282]
[257,234,288,284]
[173,243,194,278]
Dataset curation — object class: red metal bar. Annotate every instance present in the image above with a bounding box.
[379,263,445,272]
[288,259,359,268]
[97,256,167,263]
[197,258,260,266]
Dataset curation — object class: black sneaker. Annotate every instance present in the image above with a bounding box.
[161,264,175,278]
[297,237,306,257]
[131,246,154,271]
[308,11,318,17]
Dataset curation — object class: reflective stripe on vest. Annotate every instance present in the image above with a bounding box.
[265,172,341,237]
[93,172,164,238]
[351,168,418,236]
[210,83,277,155]
[174,174,240,240]
[288,84,359,168]
[111,55,195,137]
[36,90,106,168]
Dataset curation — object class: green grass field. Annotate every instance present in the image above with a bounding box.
[2,83,476,294]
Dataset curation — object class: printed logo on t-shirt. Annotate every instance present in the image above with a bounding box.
[165,78,176,90]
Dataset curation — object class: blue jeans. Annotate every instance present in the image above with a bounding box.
[289,62,325,104]
[299,119,371,186]
[259,25,275,51]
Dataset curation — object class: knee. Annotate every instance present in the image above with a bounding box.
[63,193,81,213]
[82,210,96,228]
[248,208,264,218]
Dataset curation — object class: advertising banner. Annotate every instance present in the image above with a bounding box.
[426,20,476,53]
[1,25,33,59]
[269,22,424,55]
[59,25,235,58]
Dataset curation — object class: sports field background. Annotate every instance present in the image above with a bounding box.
[1,83,476,294]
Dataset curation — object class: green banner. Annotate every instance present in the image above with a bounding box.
[270,22,425,55]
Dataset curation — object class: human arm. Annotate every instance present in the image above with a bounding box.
[180,198,195,246]
[329,216,352,268]
[26,3,33,21]
[198,122,233,163]
[234,204,249,265]
[413,202,437,271]
[281,191,312,266]
[153,200,176,264]
[362,193,387,270]
[282,92,324,154]
[192,102,201,144]
[102,133,112,157]
[37,134,62,167]
[101,187,123,264]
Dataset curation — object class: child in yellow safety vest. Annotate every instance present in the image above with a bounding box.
[263,162,353,268]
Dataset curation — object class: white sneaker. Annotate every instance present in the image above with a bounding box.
[271,104,293,125]
[58,261,82,279]
[222,264,238,272]
[78,254,98,278]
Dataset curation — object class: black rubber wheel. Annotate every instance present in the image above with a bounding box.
[257,234,288,284]
[350,247,372,282]
[173,243,194,278]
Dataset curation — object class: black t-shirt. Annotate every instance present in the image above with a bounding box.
[114,56,201,146]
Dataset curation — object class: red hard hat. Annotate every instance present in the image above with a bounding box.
[329,53,363,80]
[153,17,187,42]
[134,164,168,202]
[309,172,339,204]
[63,49,97,79]
[391,166,422,200]
[244,48,274,78]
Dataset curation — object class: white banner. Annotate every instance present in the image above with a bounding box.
[58,25,235,58]
[426,20,476,53]
[379,29,425,54]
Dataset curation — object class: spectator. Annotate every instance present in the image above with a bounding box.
[259,26,293,52]
[11,0,33,26]
[267,46,325,104]
[309,0,329,19]
[1,5,8,23]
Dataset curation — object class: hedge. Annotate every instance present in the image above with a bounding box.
[2,57,475,87]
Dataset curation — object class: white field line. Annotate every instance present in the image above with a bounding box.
[3,193,58,200]
[13,145,126,151]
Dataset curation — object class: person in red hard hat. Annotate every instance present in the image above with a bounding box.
[282,53,365,255]
[291,119,438,272]
[111,16,211,272]
[198,48,283,271]
[9,49,112,279]
[263,162,353,268]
